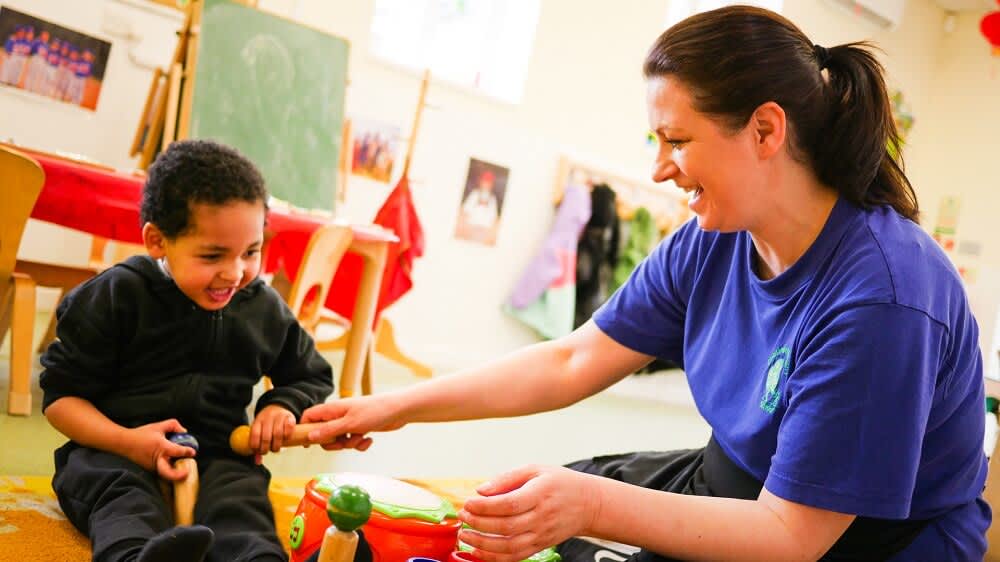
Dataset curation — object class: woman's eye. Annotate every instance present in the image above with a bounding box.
[666,139,687,149]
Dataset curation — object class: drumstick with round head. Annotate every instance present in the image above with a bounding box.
[167,432,200,526]
[228,423,331,456]
[318,485,372,562]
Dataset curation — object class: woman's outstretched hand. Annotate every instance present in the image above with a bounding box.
[300,395,407,451]
[458,465,603,562]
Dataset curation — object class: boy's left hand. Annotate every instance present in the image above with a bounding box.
[250,405,296,461]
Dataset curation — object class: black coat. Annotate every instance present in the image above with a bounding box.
[40,255,333,454]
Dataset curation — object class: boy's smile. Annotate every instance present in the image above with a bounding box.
[144,200,266,311]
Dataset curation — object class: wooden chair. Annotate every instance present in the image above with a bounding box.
[266,223,354,394]
[0,146,44,416]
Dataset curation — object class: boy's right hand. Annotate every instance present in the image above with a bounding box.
[124,419,197,481]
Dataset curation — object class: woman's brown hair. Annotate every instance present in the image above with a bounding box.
[644,5,919,222]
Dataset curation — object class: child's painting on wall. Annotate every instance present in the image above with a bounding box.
[350,118,400,184]
[455,158,509,247]
[0,7,112,111]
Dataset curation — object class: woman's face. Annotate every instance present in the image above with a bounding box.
[647,76,765,233]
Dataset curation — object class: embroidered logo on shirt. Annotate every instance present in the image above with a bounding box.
[760,345,791,414]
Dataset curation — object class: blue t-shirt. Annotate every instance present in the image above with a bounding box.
[594,197,989,560]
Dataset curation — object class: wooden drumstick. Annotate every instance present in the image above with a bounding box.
[318,485,371,562]
[166,432,200,526]
[228,423,329,456]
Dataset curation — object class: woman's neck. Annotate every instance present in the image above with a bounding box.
[748,172,839,281]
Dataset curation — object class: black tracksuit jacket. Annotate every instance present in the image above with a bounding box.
[40,255,334,454]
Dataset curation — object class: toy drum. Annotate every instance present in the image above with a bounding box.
[289,472,463,562]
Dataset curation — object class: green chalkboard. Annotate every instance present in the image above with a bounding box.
[190,0,348,210]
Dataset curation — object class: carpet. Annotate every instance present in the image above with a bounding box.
[0,475,480,562]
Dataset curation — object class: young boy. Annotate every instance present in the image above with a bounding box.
[40,139,334,562]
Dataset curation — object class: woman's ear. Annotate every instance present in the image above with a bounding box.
[142,222,168,259]
[750,101,787,160]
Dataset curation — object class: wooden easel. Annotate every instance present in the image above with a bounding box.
[131,0,202,169]
[320,71,433,382]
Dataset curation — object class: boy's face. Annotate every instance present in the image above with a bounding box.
[144,200,266,311]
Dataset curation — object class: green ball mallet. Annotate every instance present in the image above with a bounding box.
[318,484,372,562]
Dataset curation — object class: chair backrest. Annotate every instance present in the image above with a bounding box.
[0,146,45,282]
[285,223,353,334]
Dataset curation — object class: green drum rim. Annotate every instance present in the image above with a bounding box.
[314,473,458,524]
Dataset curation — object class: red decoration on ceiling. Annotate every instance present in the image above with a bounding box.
[982,1,1000,55]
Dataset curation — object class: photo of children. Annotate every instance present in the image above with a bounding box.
[0,7,112,110]
[350,118,400,184]
[455,158,509,247]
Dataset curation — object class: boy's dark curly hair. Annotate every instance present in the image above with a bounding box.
[140,139,268,238]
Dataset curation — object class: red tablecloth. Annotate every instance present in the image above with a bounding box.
[28,150,394,322]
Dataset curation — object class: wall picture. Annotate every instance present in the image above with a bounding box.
[0,7,112,110]
[455,158,509,246]
[350,118,400,184]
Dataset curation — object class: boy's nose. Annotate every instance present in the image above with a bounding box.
[220,264,243,283]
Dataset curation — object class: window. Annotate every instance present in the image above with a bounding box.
[369,0,540,104]
[666,0,783,27]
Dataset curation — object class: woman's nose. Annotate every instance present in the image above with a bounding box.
[651,149,680,184]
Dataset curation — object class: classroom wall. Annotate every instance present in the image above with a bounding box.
[904,10,1000,376]
[4,0,998,372]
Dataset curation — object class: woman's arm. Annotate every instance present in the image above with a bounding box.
[460,465,854,562]
[303,321,653,441]
[402,321,652,421]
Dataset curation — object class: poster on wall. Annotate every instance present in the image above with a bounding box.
[350,118,400,184]
[0,7,112,111]
[455,157,509,247]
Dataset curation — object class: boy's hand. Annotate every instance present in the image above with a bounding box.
[250,405,296,460]
[124,419,197,482]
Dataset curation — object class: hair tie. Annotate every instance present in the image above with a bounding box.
[813,44,831,70]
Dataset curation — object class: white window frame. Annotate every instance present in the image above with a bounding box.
[666,0,784,28]
[369,0,540,105]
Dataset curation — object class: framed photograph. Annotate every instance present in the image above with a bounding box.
[350,118,401,184]
[455,157,509,247]
[0,7,112,110]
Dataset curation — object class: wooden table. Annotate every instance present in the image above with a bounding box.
[16,144,396,398]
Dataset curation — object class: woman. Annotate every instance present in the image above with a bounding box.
[303,6,989,561]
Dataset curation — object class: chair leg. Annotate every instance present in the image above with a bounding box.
[8,273,36,416]
[361,344,373,396]
[37,289,62,353]
[374,318,432,378]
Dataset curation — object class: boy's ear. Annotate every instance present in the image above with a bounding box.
[142,222,168,258]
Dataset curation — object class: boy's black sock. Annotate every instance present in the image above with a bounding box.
[136,525,215,562]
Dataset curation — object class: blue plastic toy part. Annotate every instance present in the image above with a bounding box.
[167,432,200,452]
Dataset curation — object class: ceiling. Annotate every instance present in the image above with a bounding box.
[930,0,995,12]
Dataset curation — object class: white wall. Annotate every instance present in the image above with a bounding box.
[907,10,1000,376]
[5,0,998,372]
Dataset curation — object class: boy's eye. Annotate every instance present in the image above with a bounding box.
[665,139,687,149]
[245,249,260,258]
[199,255,221,261]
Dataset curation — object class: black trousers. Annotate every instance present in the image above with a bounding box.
[558,440,928,562]
[53,443,286,562]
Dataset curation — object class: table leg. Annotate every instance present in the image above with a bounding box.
[339,240,388,398]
